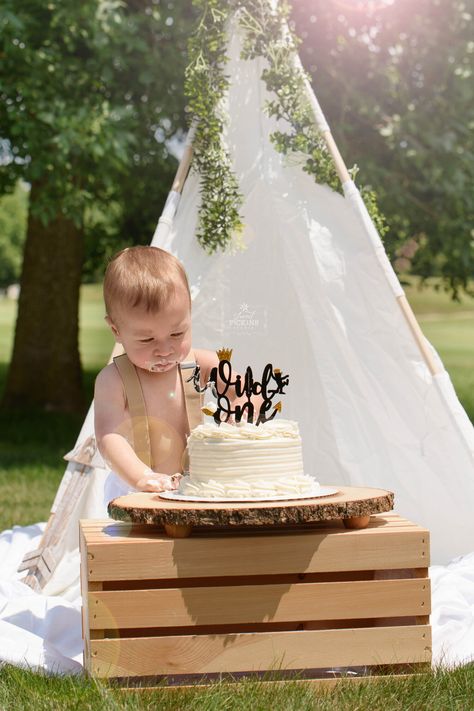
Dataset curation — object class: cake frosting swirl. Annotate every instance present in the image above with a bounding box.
[178,419,319,499]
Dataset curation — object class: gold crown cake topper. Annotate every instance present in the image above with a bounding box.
[216,347,233,362]
[195,346,289,426]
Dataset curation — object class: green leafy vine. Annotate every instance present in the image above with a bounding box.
[185,0,244,253]
[186,0,388,253]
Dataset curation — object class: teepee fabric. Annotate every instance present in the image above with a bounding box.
[1,16,473,672]
[154,24,474,565]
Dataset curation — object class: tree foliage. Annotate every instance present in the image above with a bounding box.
[0,0,194,231]
[0,0,196,411]
[292,0,474,297]
[1,1,472,296]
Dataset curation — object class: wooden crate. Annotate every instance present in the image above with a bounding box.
[80,513,431,685]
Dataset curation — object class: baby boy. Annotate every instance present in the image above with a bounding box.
[95,245,239,493]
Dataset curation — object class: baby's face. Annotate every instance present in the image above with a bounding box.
[109,288,192,373]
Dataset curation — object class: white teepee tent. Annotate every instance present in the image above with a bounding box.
[153,24,474,565]
[1,12,474,672]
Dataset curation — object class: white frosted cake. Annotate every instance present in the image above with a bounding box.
[178,419,320,499]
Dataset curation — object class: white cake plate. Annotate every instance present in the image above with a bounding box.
[159,485,339,504]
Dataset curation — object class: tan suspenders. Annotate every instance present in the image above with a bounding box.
[113,349,203,471]
[113,353,153,468]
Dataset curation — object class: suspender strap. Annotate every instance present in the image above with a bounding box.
[113,353,153,469]
[179,348,203,474]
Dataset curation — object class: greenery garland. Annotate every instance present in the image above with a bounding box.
[185,0,244,253]
[186,0,388,253]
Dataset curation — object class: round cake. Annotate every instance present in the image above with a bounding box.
[178,419,320,499]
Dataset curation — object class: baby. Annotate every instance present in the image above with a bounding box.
[95,245,251,494]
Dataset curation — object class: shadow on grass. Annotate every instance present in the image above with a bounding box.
[0,363,100,469]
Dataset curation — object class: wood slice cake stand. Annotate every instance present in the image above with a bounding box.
[108,486,394,538]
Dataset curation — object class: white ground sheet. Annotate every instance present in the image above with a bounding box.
[1,518,473,674]
[0,523,82,674]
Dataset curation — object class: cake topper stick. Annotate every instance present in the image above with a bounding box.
[186,365,217,398]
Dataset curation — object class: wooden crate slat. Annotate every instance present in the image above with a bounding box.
[89,578,430,629]
[85,527,429,581]
[82,515,425,538]
[88,625,431,677]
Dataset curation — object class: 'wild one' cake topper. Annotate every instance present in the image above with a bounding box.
[190,347,289,425]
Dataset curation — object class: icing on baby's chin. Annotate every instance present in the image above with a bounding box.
[145,360,178,373]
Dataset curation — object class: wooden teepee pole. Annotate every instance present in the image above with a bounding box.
[296,61,441,377]
[172,127,195,192]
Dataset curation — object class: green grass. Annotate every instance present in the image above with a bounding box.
[403,277,474,315]
[0,297,17,364]
[0,364,84,529]
[79,284,115,368]
[404,278,474,422]
[420,318,474,419]
[0,664,474,711]
[0,279,473,708]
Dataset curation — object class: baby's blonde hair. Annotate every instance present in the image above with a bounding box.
[104,246,190,322]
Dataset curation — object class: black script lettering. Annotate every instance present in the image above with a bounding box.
[256,398,278,425]
[206,358,289,425]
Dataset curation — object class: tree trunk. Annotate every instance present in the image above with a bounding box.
[2,182,84,413]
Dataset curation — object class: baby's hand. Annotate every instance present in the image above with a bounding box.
[136,471,182,492]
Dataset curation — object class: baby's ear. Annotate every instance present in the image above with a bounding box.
[105,315,121,341]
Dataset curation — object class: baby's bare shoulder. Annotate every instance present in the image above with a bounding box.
[94,363,127,437]
[94,363,124,401]
[94,363,127,439]
[95,362,121,386]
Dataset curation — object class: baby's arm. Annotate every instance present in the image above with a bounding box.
[94,364,177,492]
